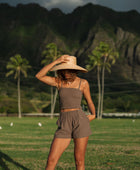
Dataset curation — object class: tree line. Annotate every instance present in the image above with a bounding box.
[6,42,119,119]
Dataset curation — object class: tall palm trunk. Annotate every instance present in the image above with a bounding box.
[97,66,101,119]
[100,57,107,119]
[52,70,58,113]
[17,70,21,118]
[50,71,58,119]
[52,89,58,114]
[50,86,53,119]
[51,71,58,115]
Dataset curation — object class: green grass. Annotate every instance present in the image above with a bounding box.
[0,118,140,170]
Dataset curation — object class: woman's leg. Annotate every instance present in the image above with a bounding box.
[74,136,89,170]
[45,137,71,170]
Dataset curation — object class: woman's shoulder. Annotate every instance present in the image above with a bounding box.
[78,78,89,92]
[79,78,88,85]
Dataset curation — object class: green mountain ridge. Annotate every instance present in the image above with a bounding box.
[0,3,140,82]
[0,3,140,114]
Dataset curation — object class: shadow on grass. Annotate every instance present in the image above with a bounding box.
[0,151,29,170]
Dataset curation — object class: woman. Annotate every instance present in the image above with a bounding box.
[35,55,96,170]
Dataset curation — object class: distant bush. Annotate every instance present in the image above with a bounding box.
[42,99,60,113]
[39,92,50,101]
[25,91,34,99]
[0,98,18,114]
[103,94,140,113]
[0,106,7,113]
[21,99,36,113]
[0,97,36,114]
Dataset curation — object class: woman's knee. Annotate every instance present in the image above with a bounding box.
[75,158,85,166]
[47,156,57,167]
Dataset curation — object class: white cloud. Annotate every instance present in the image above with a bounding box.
[0,0,139,13]
[0,0,97,13]
[43,0,97,13]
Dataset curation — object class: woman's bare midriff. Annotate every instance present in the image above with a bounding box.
[61,108,80,112]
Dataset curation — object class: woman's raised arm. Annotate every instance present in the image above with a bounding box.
[35,55,69,87]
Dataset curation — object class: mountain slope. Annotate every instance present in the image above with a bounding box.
[0,3,140,114]
[0,3,140,81]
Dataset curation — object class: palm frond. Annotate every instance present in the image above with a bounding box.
[41,58,52,65]
[105,62,111,68]
[21,68,27,77]
[6,70,14,77]
[6,64,17,70]
[16,54,22,63]
[10,57,19,66]
[106,66,111,73]
[41,43,61,66]
[14,70,19,79]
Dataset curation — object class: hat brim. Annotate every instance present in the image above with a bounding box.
[50,63,88,73]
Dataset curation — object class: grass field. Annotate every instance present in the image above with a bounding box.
[0,117,140,170]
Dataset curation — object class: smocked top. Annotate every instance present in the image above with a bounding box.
[58,78,83,110]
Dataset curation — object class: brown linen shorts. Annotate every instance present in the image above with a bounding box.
[54,109,92,138]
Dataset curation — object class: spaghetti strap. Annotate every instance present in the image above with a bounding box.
[78,79,82,89]
[61,80,63,87]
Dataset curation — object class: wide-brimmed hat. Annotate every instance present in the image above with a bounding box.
[50,56,88,73]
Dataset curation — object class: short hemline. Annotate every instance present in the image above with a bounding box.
[54,133,92,139]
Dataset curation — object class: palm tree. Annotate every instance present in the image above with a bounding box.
[86,42,119,119]
[6,54,31,118]
[99,42,119,119]
[86,47,102,119]
[41,43,62,118]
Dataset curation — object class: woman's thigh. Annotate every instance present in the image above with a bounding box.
[74,136,89,160]
[47,137,71,162]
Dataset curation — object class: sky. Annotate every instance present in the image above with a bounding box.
[0,0,140,13]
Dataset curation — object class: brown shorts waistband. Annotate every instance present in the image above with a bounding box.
[60,108,81,112]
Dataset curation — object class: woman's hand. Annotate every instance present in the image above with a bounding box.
[87,114,96,122]
[55,55,70,65]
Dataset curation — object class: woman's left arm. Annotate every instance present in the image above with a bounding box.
[83,80,96,121]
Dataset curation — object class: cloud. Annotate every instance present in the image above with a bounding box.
[0,0,97,13]
[35,0,97,13]
[41,0,85,12]
[0,0,140,13]
[96,0,140,12]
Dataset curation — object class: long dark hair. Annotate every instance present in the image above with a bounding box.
[56,69,78,82]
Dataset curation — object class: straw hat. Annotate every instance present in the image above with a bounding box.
[50,56,88,73]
